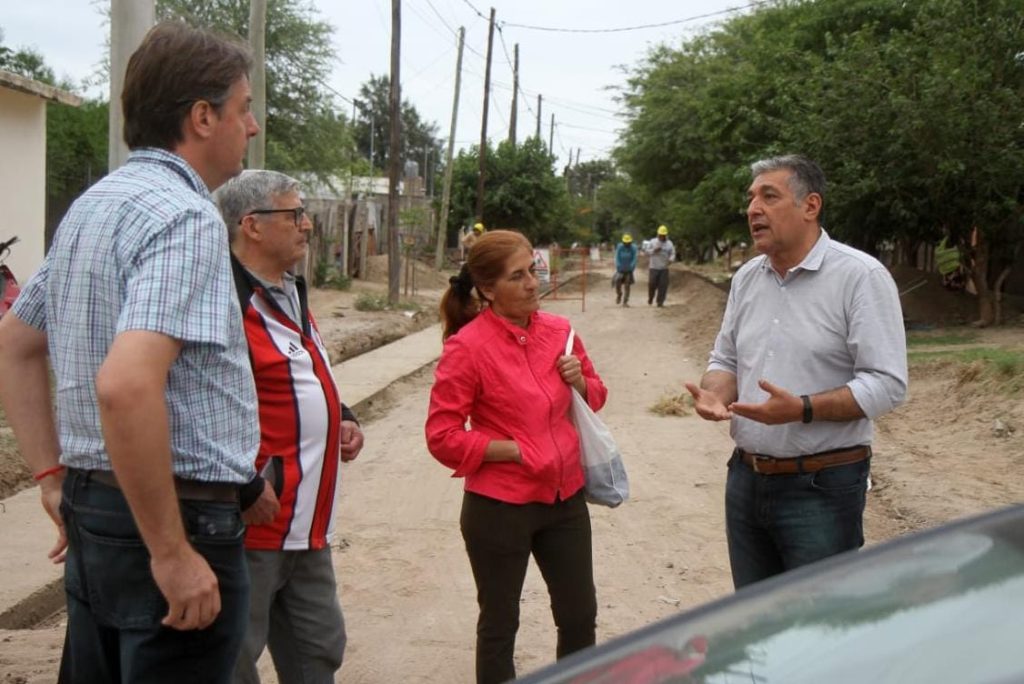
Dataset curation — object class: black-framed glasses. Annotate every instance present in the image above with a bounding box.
[243,206,307,226]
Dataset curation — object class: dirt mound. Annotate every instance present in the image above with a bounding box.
[671,268,729,355]
[361,254,454,290]
[890,264,980,327]
[872,356,1024,532]
[0,427,30,500]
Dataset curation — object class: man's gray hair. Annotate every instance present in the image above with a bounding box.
[750,154,826,204]
[216,169,301,241]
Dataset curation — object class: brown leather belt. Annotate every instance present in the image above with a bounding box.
[737,446,871,475]
[85,469,239,503]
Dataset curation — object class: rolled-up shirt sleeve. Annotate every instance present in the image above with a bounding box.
[425,337,491,478]
[10,256,50,331]
[119,209,233,346]
[706,283,739,375]
[845,267,908,418]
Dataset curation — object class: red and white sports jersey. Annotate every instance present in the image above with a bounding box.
[233,258,343,551]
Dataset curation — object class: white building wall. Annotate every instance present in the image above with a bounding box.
[0,87,47,282]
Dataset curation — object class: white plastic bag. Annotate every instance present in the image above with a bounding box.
[565,329,629,508]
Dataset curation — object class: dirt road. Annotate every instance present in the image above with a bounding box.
[280,270,1024,682]
[2,268,1021,682]
[334,291,742,683]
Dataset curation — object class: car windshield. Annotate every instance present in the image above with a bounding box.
[519,506,1024,684]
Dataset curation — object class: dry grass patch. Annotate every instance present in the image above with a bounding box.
[649,391,692,417]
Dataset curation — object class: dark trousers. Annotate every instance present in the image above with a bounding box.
[724,449,869,589]
[647,269,669,305]
[460,490,596,684]
[59,469,250,684]
[614,271,634,304]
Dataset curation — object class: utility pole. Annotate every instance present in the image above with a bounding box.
[535,94,542,140]
[423,147,431,197]
[387,0,402,304]
[247,0,267,169]
[549,112,555,155]
[475,7,496,223]
[369,118,375,175]
[508,43,518,145]
[108,0,154,172]
[436,27,465,270]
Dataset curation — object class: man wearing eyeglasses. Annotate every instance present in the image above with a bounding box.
[216,170,364,684]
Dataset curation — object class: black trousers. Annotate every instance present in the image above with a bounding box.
[460,490,596,684]
[648,268,669,305]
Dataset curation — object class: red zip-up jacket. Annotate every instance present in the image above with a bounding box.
[425,308,608,504]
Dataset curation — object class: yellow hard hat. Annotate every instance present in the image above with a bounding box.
[622,234,633,243]
[657,225,669,236]
[473,222,485,233]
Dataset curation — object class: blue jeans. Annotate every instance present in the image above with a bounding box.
[59,469,250,684]
[725,449,869,589]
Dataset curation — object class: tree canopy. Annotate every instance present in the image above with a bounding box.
[353,74,442,181]
[613,0,1024,321]
[447,137,570,246]
[157,0,354,181]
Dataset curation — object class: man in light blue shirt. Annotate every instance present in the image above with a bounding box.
[0,22,261,682]
[686,155,907,589]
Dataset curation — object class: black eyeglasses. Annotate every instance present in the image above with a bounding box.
[243,206,307,226]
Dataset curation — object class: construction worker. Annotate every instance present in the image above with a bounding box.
[644,225,676,307]
[461,222,485,254]
[614,233,638,306]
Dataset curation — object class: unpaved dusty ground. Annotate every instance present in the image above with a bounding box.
[2,264,1023,683]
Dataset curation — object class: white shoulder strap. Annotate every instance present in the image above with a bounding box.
[565,328,575,355]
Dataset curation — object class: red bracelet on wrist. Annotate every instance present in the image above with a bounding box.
[33,465,66,482]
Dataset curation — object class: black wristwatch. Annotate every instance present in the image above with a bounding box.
[800,394,813,424]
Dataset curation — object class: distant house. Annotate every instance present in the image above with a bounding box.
[298,172,434,283]
[0,69,81,281]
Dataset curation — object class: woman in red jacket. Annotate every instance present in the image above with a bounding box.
[425,230,608,684]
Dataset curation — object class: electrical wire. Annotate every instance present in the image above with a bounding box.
[499,1,769,34]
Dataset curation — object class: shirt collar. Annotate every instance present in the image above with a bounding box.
[797,228,830,272]
[248,269,296,293]
[756,227,831,275]
[126,148,211,199]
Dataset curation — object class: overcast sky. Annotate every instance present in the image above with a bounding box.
[1,0,754,166]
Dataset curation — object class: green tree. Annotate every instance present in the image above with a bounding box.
[614,0,1023,322]
[447,138,571,246]
[45,99,108,232]
[0,38,56,84]
[352,74,442,179]
[157,0,354,181]
[0,29,108,235]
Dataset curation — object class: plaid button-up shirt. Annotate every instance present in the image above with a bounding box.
[14,148,258,483]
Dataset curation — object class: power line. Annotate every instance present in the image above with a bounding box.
[407,0,459,44]
[460,0,489,21]
[422,0,458,35]
[498,1,768,34]
[494,25,535,126]
[412,0,484,58]
[558,121,621,134]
